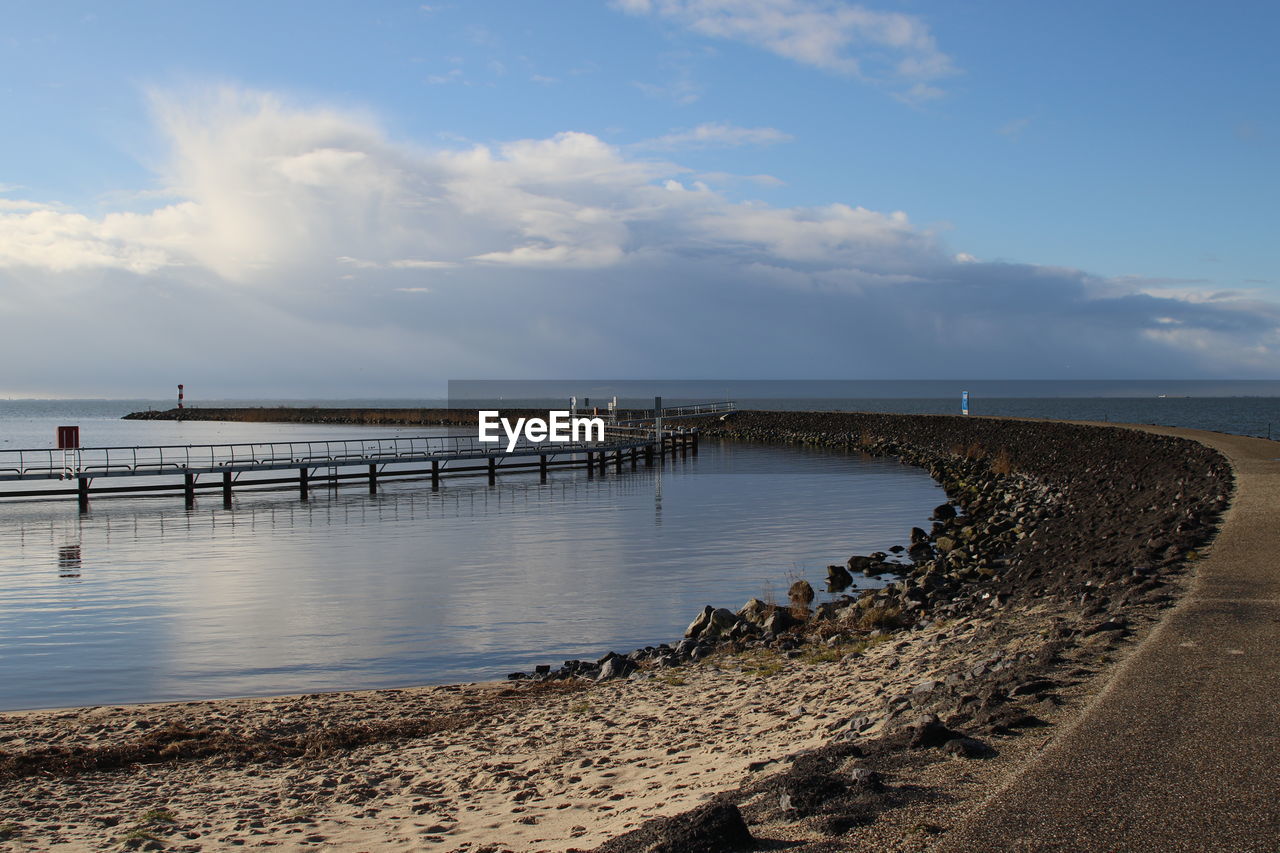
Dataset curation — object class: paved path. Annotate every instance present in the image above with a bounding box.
[938,425,1280,852]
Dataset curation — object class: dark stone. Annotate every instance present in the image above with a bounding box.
[788,580,815,606]
[826,564,853,589]
[932,503,957,521]
[590,801,753,853]
[942,737,996,759]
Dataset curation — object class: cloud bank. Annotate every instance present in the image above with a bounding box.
[0,88,1275,396]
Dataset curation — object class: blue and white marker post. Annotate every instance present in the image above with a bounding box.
[962,390,970,416]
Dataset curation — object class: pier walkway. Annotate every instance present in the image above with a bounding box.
[938,424,1280,852]
[0,402,735,508]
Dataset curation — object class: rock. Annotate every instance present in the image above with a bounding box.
[935,536,957,553]
[932,503,957,521]
[685,606,737,640]
[684,605,714,639]
[910,526,929,543]
[848,767,882,787]
[737,598,770,626]
[597,653,636,681]
[942,737,996,759]
[907,714,963,748]
[908,542,934,562]
[592,801,753,853]
[763,609,800,634]
[846,555,874,573]
[1085,618,1128,635]
[1009,678,1057,697]
[826,564,853,589]
[789,580,815,606]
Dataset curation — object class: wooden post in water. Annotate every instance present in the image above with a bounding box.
[692,430,699,456]
[488,457,497,486]
[431,459,440,490]
[631,447,637,469]
[645,445,654,466]
[368,464,377,495]
[587,451,595,478]
[222,471,232,508]
[614,449,623,473]
[184,473,195,507]
[77,476,89,512]
[539,454,548,483]
[299,467,309,501]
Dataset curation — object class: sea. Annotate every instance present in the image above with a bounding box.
[0,383,1276,711]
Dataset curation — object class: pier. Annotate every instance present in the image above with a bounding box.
[0,402,735,509]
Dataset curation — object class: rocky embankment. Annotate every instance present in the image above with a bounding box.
[567,411,1231,852]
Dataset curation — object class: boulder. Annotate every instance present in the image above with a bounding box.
[737,598,771,626]
[826,564,853,589]
[788,580,815,606]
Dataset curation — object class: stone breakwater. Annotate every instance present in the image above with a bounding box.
[574,412,1232,852]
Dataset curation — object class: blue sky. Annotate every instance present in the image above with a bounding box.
[1,1,1276,395]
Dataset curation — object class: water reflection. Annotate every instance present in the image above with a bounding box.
[0,440,943,710]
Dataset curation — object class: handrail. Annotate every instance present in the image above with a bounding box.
[0,431,669,482]
[0,400,730,483]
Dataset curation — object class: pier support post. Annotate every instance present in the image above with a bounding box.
[692,430,699,456]
[615,449,623,473]
[631,447,637,469]
[488,457,497,486]
[299,467,309,501]
[77,476,89,512]
[539,454,548,483]
[587,452,595,478]
[680,432,688,457]
[222,471,232,506]
[599,451,607,475]
[368,464,377,495]
[645,446,654,467]
[431,460,440,491]
[184,473,195,507]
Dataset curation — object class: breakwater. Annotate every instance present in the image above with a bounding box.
[580,411,1233,850]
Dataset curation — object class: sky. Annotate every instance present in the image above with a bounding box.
[1,0,1277,397]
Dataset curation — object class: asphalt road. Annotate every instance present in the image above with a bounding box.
[936,425,1280,853]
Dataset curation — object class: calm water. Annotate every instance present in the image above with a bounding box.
[1,392,1275,711]
[0,403,946,710]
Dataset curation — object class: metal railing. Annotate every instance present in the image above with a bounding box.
[611,400,736,423]
[0,432,660,482]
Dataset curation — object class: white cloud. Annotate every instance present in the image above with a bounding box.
[0,86,1276,393]
[615,0,956,97]
[640,122,794,150]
